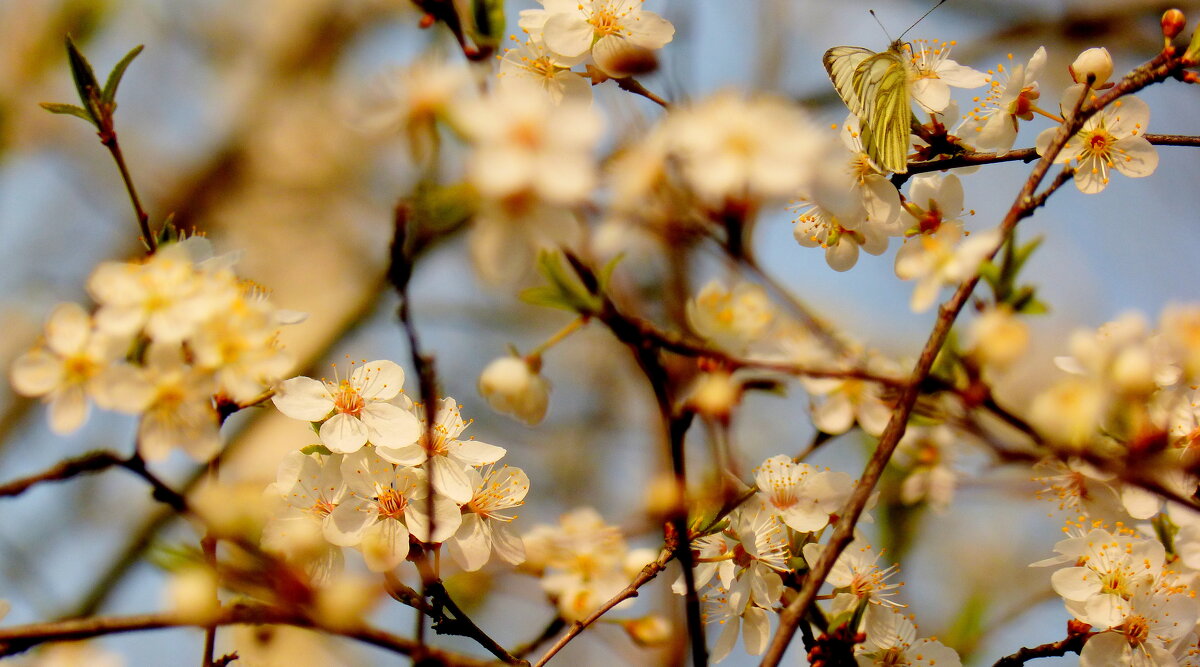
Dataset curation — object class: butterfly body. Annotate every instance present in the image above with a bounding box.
[823,41,916,174]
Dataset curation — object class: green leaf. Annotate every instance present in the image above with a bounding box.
[65,36,102,121]
[597,252,624,293]
[38,102,97,126]
[102,44,144,107]
[1010,235,1044,276]
[518,285,579,312]
[1186,24,1200,62]
[977,259,1001,291]
[300,444,333,456]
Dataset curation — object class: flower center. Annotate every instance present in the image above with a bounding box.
[1123,614,1149,646]
[375,487,408,519]
[333,381,366,417]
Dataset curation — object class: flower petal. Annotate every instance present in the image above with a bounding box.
[272,377,333,421]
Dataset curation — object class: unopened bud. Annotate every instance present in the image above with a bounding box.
[166,566,220,624]
[314,575,379,631]
[643,472,683,518]
[1163,9,1187,41]
[623,616,672,647]
[688,370,739,418]
[478,356,550,425]
[1068,47,1114,88]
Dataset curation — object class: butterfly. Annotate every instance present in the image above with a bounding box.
[823,41,917,174]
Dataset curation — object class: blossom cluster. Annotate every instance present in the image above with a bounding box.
[266,363,528,575]
[10,237,298,460]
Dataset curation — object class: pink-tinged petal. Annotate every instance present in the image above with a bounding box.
[543,13,594,58]
[350,360,404,401]
[272,376,333,421]
[626,11,674,49]
[48,386,89,434]
[320,413,369,454]
[44,303,91,355]
[361,519,410,572]
[452,440,506,466]
[448,514,490,571]
[491,522,526,565]
[1110,136,1158,179]
[327,502,373,546]
[361,403,421,448]
[10,350,63,397]
[429,456,474,504]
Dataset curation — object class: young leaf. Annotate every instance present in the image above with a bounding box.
[38,102,97,126]
[65,36,102,121]
[102,44,145,107]
[299,444,333,456]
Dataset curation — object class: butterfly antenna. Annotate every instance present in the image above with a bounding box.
[899,0,949,40]
[868,9,894,42]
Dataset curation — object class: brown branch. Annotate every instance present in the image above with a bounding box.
[759,49,1190,667]
[0,450,123,497]
[899,133,1199,184]
[532,551,672,667]
[992,622,1094,667]
[613,77,671,108]
[0,603,502,666]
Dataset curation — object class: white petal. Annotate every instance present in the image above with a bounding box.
[1110,136,1158,179]
[44,303,92,355]
[360,519,410,572]
[272,377,334,421]
[543,13,595,58]
[350,360,404,401]
[452,440,506,466]
[48,386,89,434]
[361,402,421,448]
[319,413,369,454]
[429,456,474,504]
[448,514,490,571]
[327,502,374,546]
[10,351,63,397]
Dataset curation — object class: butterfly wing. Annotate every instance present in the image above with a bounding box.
[851,46,913,174]
[823,46,875,117]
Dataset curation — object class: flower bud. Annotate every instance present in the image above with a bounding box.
[688,370,740,419]
[166,566,220,624]
[623,616,672,647]
[964,307,1029,370]
[1163,9,1187,41]
[1068,47,1113,88]
[478,356,550,425]
[314,575,379,630]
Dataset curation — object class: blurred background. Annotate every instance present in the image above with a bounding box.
[2,0,1200,664]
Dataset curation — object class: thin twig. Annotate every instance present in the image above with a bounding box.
[98,129,155,253]
[0,603,502,666]
[0,450,123,497]
[614,77,670,108]
[532,552,672,667]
